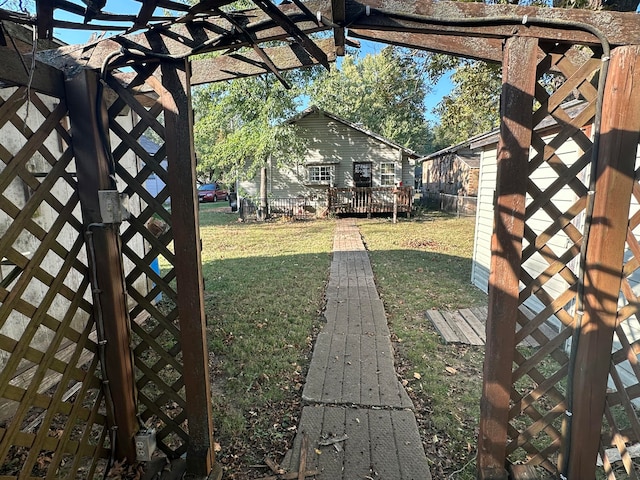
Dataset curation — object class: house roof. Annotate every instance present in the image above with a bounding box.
[418,99,589,162]
[458,155,481,169]
[417,130,496,163]
[292,106,420,159]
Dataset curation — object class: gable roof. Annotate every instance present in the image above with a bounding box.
[417,130,496,163]
[457,155,480,169]
[292,106,420,159]
[418,99,589,163]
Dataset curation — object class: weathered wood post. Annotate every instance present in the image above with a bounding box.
[393,186,398,224]
[259,164,268,221]
[477,36,538,480]
[565,44,640,479]
[159,59,219,478]
[66,70,139,462]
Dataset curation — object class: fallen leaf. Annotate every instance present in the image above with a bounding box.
[314,448,322,455]
[445,366,458,375]
[413,372,422,380]
[214,442,222,452]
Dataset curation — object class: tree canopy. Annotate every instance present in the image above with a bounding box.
[430,60,501,148]
[306,46,431,154]
[420,0,638,150]
[193,72,307,184]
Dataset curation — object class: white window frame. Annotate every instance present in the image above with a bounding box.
[307,164,334,185]
[380,162,396,186]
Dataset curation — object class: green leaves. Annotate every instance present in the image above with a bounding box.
[432,61,501,147]
[307,46,430,153]
[193,73,306,182]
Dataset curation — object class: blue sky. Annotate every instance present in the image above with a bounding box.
[52,3,450,123]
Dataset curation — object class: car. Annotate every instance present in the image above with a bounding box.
[197,183,228,202]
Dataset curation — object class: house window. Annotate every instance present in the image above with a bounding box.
[307,165,333,185]
[380,163,395,186]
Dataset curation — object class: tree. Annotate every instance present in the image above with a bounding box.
[306,46,431,153]
[431,61,501,147]
[193,72,308,218]
[420,0,637,148]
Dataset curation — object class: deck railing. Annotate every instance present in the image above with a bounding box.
[239,197,317,220]
[327,186,413,215]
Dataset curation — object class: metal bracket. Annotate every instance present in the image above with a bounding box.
[98,190,130,223]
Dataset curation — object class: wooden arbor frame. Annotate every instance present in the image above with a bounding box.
[1,0,640,478]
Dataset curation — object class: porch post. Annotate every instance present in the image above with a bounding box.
[565,45,640,479]
[66,70,139,462]
[159,59,218,478]
[477,36,538,480]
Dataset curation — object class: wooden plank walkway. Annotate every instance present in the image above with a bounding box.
[425,306,558,347]
[282,219,431,480]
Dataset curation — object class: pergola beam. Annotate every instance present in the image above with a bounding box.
[1,49,65,97]
[348,29,503,63]
[190,38,338,85]
[37,1,332,73]
[35,1,54,40]
[251,0,329,69]
[331,0,347,56]
[346,0,640,47]
[36,0,640,80]
[131,0,160,32]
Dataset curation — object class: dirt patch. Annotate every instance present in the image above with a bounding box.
[402,238,441,249]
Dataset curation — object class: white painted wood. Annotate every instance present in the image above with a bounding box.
[239,108,417,200]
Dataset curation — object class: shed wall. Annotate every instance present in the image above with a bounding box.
[472,132,640,361]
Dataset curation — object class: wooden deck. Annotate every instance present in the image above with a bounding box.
[280,219,430,480]
[327,186,412,215]
[426,306,558,347]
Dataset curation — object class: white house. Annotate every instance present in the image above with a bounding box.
[239,106,418,215]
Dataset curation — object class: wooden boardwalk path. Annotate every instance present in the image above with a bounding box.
[425,306,558,347]
[281,219,431,480]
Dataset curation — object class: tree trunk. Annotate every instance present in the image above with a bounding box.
[258,164,268,221]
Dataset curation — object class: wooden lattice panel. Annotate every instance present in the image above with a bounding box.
[0,87,109,477]
[506,44,600,473]
[105,67,188,458]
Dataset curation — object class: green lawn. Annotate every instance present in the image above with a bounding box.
[197,203,335,476]
[197,204,487,479]
[357,213,487,479]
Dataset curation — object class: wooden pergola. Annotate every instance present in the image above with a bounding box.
[1,1,639,478]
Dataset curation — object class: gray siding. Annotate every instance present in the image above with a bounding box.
[472,132,584,327]
[471,146,496,294]
[239,109,414,199]
[472,131,640,388]
[473,133,582,292]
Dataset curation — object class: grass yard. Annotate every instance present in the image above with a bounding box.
[357,212,487,479]
[198,204,335,477]
[198,204,487,479]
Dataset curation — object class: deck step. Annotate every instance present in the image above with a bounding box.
[426,306,560,348]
